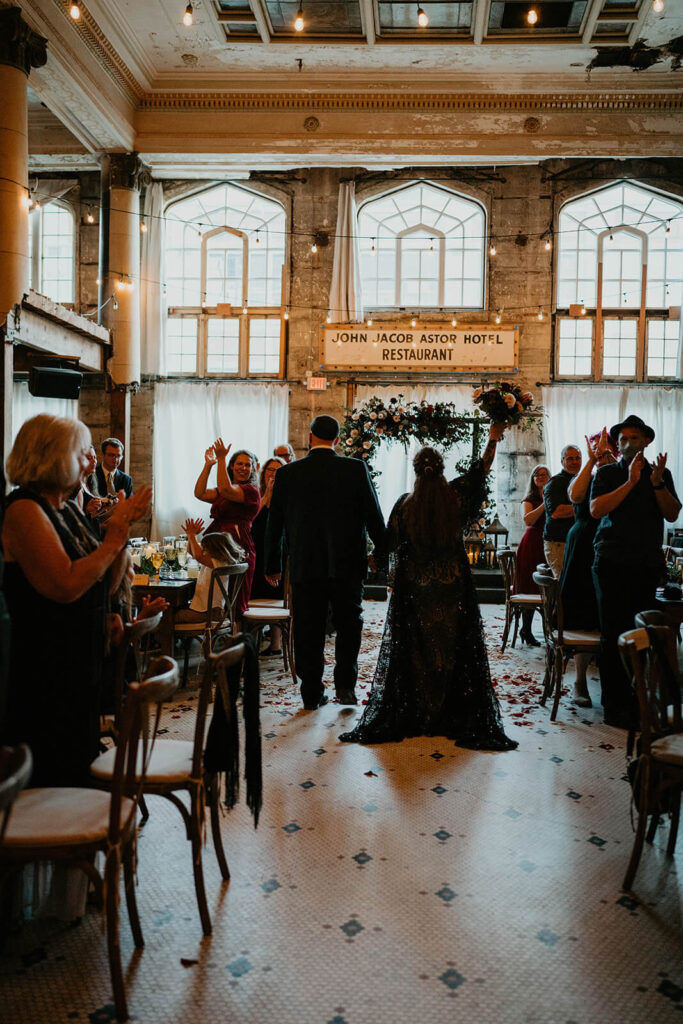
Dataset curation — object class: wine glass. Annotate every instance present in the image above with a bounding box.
[177,548,188,569]
[151,550,164,578]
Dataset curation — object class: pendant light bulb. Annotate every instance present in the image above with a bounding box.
[417,5,429,28]
[527,8,538,25]
[23,194,32,209]
[183,3,194,27]
[544,238,551,251]
[326,312,332,323]
[367,317,372,327]
[140,221,147,234]
[580,300,586,315]
[86,210,94,224]
[495,311,501,324]
[294,4,305,31]
[113,298,118,311]
[653,0,664,12]
[537,307,544,321]
[283,309,289,320]
[70,1,81,20]
[371,238,376,253]
[411,317,417,328]
[311,242,317,254]
[665,220,671,234]
[489,243,497,256]
[242,304,248,315]
[451,316,457,327]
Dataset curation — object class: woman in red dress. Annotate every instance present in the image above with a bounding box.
[193,438,261,619]
[513,464,550,645]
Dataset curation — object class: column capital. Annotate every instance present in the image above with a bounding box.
[0,7,47,76]
[102,152,151,192]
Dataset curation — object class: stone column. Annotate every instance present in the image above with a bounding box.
[0,9,47,465]
[100,152,149,464]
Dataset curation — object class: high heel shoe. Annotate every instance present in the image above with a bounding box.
[519,628,541,647]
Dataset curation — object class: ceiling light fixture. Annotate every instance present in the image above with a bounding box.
[70,1,81,20]
[527,8,538,25]
[294,3,305,31]
[183,3,194,27]
[653,0,664,12]
[417,4,429,28]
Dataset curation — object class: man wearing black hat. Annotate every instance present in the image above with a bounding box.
[590,414,681,728]
[265,414,386,710]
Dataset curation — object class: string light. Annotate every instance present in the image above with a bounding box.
[371,238,376,253]
[113,298,118,310]
[411,317,417,327]
[33,200,41,210]
[23,194,32,209]
[451,315,457,327]
[255,230,260,244]
[242,302,248,314]
[527,8,538,24]
[86,210,95,224]
[665,220,671,234]
[283,309,289,320]
[294,3,304,31]
[429,238,434,252]
[183,3,194,27]
[69,1,81,20]
[537,307,544,320]
[96,278,101,285]
[311,241,317,254]
[140,221,148,233]
[116,278,125,290]
[326,312,332,323]
[544,238,551,251]
[366,317,373,326]
[580,300,586,315]
[609,232,614,242]
[495,311,502,324]
[653,0,664,12]
[417,4,429,28]
[489,241,497,256]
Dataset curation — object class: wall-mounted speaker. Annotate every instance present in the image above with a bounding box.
[28,366,83,400]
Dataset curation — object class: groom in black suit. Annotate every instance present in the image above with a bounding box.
[265,414,385,710]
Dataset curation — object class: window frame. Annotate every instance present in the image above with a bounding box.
[165,183,287,380]
[553,181,683,383]
[28,198,76,307]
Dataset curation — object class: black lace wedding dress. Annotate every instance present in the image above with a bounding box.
[340,461,517,751]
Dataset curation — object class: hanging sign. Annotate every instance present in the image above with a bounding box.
[319,323,518,371]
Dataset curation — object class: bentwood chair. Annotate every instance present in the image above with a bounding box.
[242,566,296,686]
[532,571,602,721]
[101,611,164,741]
[173,563,248,686]
[498,548,544,652]
[92,637,247,936]
[618,624,682,891]
[0,745,32,842]
[1,658,179,1023]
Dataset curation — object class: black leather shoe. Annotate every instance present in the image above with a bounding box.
[519,629,541,647]
[303,694,329,710]
[335,689,358,705]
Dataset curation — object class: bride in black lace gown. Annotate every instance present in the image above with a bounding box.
[340,422,517,751]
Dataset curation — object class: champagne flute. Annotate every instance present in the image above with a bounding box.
[151,550,164,577]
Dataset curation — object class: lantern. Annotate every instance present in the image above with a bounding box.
[483,539,496,569]
[465,530,482,566]
[484,516,509,566]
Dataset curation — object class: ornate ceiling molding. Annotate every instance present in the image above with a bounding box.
[138,91,683,113]
[51,0,142,101]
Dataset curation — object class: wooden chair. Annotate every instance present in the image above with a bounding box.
[242,566,296,686]
[173,562,248,686]
[532,570,602,721]
[0,745,32,842]
[91,637,247,936]
[101,611,164,741]
[498,548,543,652]
[618,624,683,891]
[1,657,179,1023]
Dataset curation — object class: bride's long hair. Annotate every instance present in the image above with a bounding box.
[402,446,454,550]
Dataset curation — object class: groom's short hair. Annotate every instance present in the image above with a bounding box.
[310,415,339,441]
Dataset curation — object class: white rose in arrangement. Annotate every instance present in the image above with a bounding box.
[351,429,358,437]
[473,388,483,399]
[393,415,400,422]
[346,438,354,446]
[503,393,516,409]
[378,411,387,419]
[363,441,371,449]
[144,545,154,559]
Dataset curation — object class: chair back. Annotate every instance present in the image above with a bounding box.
[635,609,671,629]
[497,548,515,601]
[108,656,179,845]
[191,636,247,779]
[532,570,559,645]
[0,744,32,842]
[205,562,249,632]
[619,625,681,755]
[111,611,164,730]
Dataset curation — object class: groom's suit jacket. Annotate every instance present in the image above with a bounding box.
[265,448,386,584]
[95,465,133,498]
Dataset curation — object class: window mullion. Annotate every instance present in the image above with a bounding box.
[198,312,207,377]
[239,315,249,377]
[636,262,647,381]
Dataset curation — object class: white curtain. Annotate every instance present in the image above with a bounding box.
[140,182,166,377]
[11,381,78,445]
[355,384,483,521]
[151,381,289,538]
[542,384,683,527]
[329,181,363,322]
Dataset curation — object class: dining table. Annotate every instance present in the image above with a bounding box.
[133,576,197,656]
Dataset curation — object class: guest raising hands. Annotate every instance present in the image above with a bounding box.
[193,439,260,616]
[175,518,246,626]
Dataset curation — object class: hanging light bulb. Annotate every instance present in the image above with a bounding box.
[95,278,101,286]
[411,317,417,327]
[23,194,32,209]
[255,230,260,245]
[527,8,538,25]
[417,4,429,28]
[429,238,434,252]
[311,241,317,254]
[116,278,125,290]
[371,238,376,253]
[242,302,248,315]
[283,309,289,320]
[140,221,148,234]
[113,298,119,311]
[183,3,194,27]
[70,1,81,20]
[451,315,457,327]
[326,312,332,323]
[580,300,586,315]
[537,307,544,321]
[653,0,664,12]
[33,200,41,210]
[294,3,305,31]
[609,232,614,242]
[489,242,497,256]
[665,220,671,234]
[367,317,373,327]
[197,228,202,238]
[544,237,551,251]
[86,210,95,224]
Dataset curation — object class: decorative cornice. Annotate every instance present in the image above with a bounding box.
[138,91,683,113]
[0,7,47,76]
[51,0,142,102]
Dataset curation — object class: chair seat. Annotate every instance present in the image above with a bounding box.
[243,607,291,623]
[92,740,195,785]
[247,598,285,608]
[550,629,601,646]
[510,594,543,606]
[652,734,683,767]
[174,620,229,633]
[3,788,135,847]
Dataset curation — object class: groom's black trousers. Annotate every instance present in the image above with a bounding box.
[291,577,364,705]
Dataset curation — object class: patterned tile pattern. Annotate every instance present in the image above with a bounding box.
[1,603,682,1023]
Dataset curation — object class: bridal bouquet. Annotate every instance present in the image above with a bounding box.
[472,381,534,426]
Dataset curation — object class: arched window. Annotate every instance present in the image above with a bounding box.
[28,200,75,305]
[556,181,682,380]
[358,182,486,310]
[165,183,286,376]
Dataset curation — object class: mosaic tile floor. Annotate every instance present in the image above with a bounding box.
[2,602,682,1024]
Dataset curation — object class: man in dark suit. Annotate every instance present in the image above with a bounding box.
[265,414,385,710]
[95,437,133,498]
